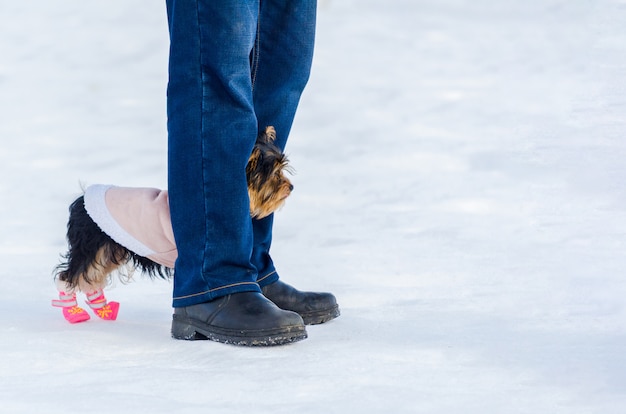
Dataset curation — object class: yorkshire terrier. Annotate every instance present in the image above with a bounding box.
[52,126,293,323]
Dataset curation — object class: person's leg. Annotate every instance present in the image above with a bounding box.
[167,0,261,307]
[250,0,340,325]
[166,0,307,345]
[251,0,317,286]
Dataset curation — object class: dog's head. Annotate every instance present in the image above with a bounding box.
[246,126,293,219]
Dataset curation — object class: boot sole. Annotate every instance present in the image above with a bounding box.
[171,314,308,346]
[300,304,341,325]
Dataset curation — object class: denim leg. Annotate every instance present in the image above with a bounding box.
[166,0,262,307]
[252,0,317,286]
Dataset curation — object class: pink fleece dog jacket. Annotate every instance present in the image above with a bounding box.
[83,184,177,268]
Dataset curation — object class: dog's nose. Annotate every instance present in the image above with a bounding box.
[288,184,294,191]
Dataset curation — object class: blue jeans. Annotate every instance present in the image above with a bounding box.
[166,0,317,307]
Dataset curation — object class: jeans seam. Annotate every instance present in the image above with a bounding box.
[196,0,210,276]
[250,2,261,90]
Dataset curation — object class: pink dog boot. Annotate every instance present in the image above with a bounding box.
[52,292,91,324]
[85,289,120,321]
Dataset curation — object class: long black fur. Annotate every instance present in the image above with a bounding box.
[55,196,171,289]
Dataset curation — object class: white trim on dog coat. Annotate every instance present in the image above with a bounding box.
[83,184,177,268]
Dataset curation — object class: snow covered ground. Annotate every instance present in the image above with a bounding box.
[1,0,626,412]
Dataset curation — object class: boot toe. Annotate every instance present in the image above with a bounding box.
[261,280,340,325]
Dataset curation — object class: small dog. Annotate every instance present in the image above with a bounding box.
[52,126,293,323]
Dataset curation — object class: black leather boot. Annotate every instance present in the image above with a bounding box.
[171,291,307,346]
[261,280,340,325]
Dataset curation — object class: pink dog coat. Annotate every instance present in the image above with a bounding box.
[83,184,178,268]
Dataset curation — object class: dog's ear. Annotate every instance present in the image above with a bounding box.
[259,126,277,143]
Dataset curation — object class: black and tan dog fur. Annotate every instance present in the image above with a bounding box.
[54,126,293,292]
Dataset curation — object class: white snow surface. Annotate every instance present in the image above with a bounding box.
[1,0,626,412]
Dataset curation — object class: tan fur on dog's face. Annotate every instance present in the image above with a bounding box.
[247,126,293,219]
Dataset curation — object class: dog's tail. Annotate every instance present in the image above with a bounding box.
[54,196,171,291]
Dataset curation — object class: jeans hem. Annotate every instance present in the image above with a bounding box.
[257,270,279,288]
[172,281,261,308]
